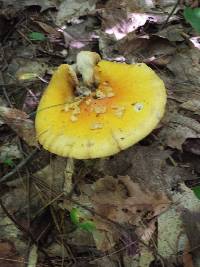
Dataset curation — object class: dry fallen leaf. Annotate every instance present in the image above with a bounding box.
[91,176,170,224]
[183,139,200,156]
[0,96,7,125]
[96,144,182,192]
[0,143,22,162]
[183,241,194,267]
[1,0,57,12]
[34,21,61,37]
[158,184,200,260]
[16,60,48,82]
[100,33,175,65]
[0,240,23,267]
[155,24,185,42]
[180,99,200,114]
[61,174,170,251]
[139,219,156,243]
[166,48,200,100]
[35,157,67,192]
[158,113,200,150]
[56,0,97,25]
[0,107,38,147]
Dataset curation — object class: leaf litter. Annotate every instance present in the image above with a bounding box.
[1,0,200,266]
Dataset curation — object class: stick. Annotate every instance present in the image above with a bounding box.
[0,148,38,183]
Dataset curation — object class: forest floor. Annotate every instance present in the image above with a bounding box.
[0,1,200,267]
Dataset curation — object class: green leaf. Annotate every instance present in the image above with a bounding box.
[184,7,200,33]
[79,220,96,232]
[3,158,14,167]
[70,208,80,225]
[192,185,200,200]
[70,208,96,232]
[28,32,46,41]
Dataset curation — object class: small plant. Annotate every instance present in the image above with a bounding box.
[184,7,200,33]
[192,185,200,200]
[28,32,46,41]
[70,207,96,233]
[2,158,14,167]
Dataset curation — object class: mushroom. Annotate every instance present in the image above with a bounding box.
[35,51,166,159]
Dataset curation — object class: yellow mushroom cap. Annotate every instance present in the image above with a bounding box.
[35,60,166,159]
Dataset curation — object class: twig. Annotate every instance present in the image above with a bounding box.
[0,148,38,183]
[0,72,13,107]
[160,0,181,30]
[16,29,33,45]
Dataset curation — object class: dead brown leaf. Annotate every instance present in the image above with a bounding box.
[100,34,176,65]
[35,157,67,193]
[0,143,22,162]
[139,219,156,243]
[180,99,200,114]
[182,210,200,266]
[96,145,182,191]
[0,240,23,267]
[183,139,200,156]
[91,176,128,223]
[120,176,170,218]
[155,24,185,42]
[92,225,117,251]
[0,107,38,147]
[100,0,154,12]
[1,0,57,12]
[0,206,27,266]
[165,48,200,102]
[91,176,170,224]
[34,20,61,38]
[183,241,194,267]
[158,184,200,260]
[56,0,97,25]
[62,172,171,251]
[158,113,200,150]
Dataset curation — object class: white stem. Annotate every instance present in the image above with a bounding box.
[76,51,101,87]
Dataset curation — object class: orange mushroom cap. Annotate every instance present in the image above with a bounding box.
[35,53,166,159]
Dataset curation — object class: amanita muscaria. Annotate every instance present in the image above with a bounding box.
[35,51,166,159]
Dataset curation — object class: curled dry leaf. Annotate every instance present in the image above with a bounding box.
[0,107,38,147]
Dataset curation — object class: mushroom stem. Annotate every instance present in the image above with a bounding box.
[63,157,74,195]
[76,51,101,88]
